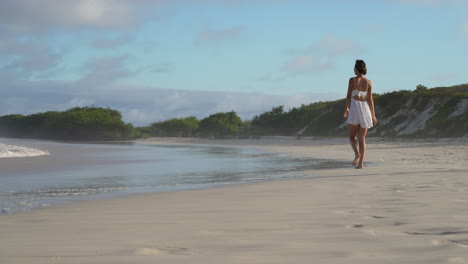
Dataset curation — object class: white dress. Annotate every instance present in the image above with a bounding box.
[347,79,373,129]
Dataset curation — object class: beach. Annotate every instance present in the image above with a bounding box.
[1,137,468,263]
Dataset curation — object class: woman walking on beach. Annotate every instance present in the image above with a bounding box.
[343,60,377,169]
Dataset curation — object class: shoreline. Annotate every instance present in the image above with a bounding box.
[1,137,353,215]
[1,137,468,263]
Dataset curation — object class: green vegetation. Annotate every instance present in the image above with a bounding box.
[148,116,199,137]
[0,107,140,141]
[247,83,468,138]
[198,111,243,137]
[141,111,245,138]
[1,83,467,140]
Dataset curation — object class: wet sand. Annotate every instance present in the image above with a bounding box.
[1,137,467,264]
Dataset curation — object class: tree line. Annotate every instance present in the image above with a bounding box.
[1,83,467,141]
[0,107,139,141]
[139,111,245,138]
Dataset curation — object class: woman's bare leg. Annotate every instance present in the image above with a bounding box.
[348,124,360,165]
[356,127,368,169]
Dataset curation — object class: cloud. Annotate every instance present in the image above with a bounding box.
[0,77,327,126]
[0,38,63,79]
[282,35,364,75]
[0,0,294,32]
[150,63,174,73]
[283,55,332,75]
[384,0,446,5]
[91,33,133,49]
[383,0,468,7]
[431,73,458,82]
[121,108,155,124]
[308,35,365,57]
[76,55,135,88]
[181,0,295,5]
[0,0,161,31]
[462,21,468,36]
[362,24,385,34]
[3,52,61,75]
[194,25,247,47]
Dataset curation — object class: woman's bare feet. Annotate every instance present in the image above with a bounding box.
[352,153,360,166]
[355,160,364,169]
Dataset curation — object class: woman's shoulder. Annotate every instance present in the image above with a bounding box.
[361,77,371,84]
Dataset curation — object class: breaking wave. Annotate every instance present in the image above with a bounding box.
[0,143,50,158]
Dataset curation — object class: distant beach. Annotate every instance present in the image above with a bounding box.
[1,137,468,263]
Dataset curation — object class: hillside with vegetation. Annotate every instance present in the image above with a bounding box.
[141,83,468,139]
[249,84,468,138]
[0,84,467,141]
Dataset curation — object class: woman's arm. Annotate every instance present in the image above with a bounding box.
[343,78,353,118]
[366,80,378,125]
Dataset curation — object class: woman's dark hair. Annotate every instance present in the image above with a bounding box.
[355,59,367,75]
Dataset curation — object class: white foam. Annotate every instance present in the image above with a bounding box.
[0,143,50,158]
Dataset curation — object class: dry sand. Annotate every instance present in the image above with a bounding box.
[1,137,468,263]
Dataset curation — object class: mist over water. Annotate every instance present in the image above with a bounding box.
[0,138,349,214]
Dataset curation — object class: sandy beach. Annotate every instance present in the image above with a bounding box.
[1,137,468,264]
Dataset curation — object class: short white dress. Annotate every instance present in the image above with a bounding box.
[347,78,373,129]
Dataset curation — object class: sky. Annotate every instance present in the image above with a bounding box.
[0,0,467,125]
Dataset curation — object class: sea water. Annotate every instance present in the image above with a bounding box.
[0,138,349,214]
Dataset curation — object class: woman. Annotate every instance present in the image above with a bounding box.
[343,60,377,169]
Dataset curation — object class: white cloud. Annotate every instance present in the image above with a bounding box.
[394,0,440,3]
[150,63,174,73]
[383,0,468,8]
[384,0,446,5]
[0,39,63,79]
[76,55,134,88]
[283,55,332,75]
[462,21,468,36]
[194,25,247,47]
[121,108,155,124]
[308,35,365,57]
[0,77,328,125]
[0,0,157,31]
[0,0,293,32]
[431,73,458,82]
[91,33,133,49]
[58,98,96,110]
[363,24,385,34]
[282,35,364,75]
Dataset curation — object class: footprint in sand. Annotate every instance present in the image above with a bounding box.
[364,229,378,235]
[404,230,468,236]
[333,210,355,215]
[431,239,449,246]
[346,224,364,229]
[449,240,468,248]
[134,247,190,256]
[134,248,166,256]
[393,221,407,226]
[363,215,385,219]
[345,224,377,235]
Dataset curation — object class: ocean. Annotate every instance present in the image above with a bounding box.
[0,138,349,214]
